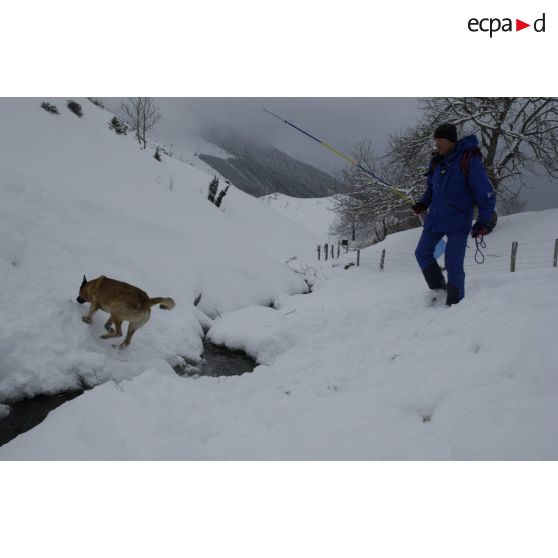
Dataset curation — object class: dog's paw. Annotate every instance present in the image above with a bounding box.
[82,316,92,324]
[100,334,112,339]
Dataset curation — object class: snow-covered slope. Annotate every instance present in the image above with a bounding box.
[0,98,318,400]
[259,193,337,240]
[1,161,557,460]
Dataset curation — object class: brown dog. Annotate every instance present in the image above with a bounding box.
[77,275,175,349]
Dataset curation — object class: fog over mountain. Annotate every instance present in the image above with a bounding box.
[198,125,337,198]
[103,98,558,210]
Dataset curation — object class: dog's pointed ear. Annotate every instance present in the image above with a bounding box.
[81,275,87,286]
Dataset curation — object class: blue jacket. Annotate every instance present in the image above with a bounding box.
[419,135,496,233]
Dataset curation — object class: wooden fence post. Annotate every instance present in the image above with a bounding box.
[554,239,558,268]
[330,244,334,259]
[324,243,328,261]
[510,241,518,272]
[380,249,386,271]
[317,245,321,261]
[337,241,340,259]
[357,250,360,267]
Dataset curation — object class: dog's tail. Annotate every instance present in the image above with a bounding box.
[148,297,176,310]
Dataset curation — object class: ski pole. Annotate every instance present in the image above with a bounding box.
[263,107,445,255]
[263,108,413,205]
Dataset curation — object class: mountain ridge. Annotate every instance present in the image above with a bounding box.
[198,126,338,198]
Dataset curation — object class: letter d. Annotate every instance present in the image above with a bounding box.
[534,13,545,32]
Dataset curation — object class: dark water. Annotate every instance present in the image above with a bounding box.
[0,341,257,448]
[175,341,257,378]
[0,390,84,448]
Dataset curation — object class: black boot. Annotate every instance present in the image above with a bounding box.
[446,284,460,306]
[421,262,447,291]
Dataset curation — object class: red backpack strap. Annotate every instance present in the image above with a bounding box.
[461,147,482,177]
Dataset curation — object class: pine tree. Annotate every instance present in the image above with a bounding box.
[208,176,219,203]
[215,184,230,208]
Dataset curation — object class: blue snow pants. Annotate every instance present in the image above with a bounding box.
[415,228,469,301]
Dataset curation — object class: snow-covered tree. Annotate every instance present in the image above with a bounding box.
[330,140,417,245]
[419,97,558,199]
[333,98,558,242]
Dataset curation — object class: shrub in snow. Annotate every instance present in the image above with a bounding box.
[154,146,162,161]
[87,97,104,109]
[159,145,173,157]
[109,116,128,135]
[208,178,230,208]
[285,256,321,292]
[41,102,59,114]
[67,100,83,117]
[208,176,219,203]
[215,184,230,208]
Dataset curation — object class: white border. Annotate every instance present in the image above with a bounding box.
[1,1,556,556]
[2,461,557,557]
[0,1,555,95]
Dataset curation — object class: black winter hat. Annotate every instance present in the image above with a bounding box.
[433,123,457,144]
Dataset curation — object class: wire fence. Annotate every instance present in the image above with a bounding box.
[317,238,558,275]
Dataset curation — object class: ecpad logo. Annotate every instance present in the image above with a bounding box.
[468,13,546,37]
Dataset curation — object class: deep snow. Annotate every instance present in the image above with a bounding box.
[1,98,557,459]
[0,98,315,402]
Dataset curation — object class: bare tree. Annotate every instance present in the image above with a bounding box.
[330,140,416,245]
[420,97,558,199]
[121,97,142,145]
[121,97,162,148]
[330,98,558,245]
[330,141,379,244]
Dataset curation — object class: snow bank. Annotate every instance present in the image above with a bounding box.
[3,258,557,459]
[207,306,296,364]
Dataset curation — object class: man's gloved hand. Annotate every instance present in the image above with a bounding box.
[411,203,427,215]
[471,221,490,238]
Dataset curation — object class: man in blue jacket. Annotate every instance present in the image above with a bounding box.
[412,123,496,305]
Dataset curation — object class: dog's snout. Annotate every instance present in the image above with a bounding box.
[76,296,86,304]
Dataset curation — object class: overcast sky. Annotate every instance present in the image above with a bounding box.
[104,98,558,211]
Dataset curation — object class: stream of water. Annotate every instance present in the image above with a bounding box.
[0,340,257,448]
